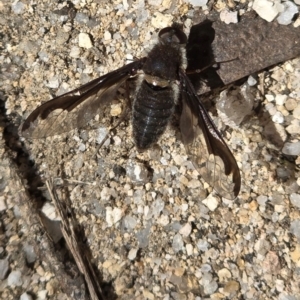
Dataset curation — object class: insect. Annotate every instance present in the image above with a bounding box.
[21,24,241,200]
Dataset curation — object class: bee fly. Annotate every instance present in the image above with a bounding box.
[21,25,241,199]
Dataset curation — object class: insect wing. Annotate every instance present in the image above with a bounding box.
[21,60,145,138]
[179,70,241,199]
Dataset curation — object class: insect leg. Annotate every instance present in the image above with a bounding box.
[186,57,238,75]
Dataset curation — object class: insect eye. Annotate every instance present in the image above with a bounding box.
[159,27,187,45]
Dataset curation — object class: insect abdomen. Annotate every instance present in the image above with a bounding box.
[133,82,175,150]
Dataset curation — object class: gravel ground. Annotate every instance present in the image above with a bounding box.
[1,0,300,299]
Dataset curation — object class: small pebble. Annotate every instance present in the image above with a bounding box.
[96,127,110,146]
[220,9,238,24]
[12,1,25,14]
[291,220,300,241]
[172,233,184,253]
[186,0,208,6]
[37,290,47,300]
[290,244,300,264]
[186,244,193,256]
[69,46,81,58]
[277,1,298,25]
[78,32,93,49]
[41,202,58,220]
[265,94,275,102]
[197,239,210,252]
[201,264,212,273]
[247,75,257,86]
[78,143,86,152]
[218,268,232,283]
[179,222,192,237]
[285,98,297,111]
[0,196,7,211]
[128,248,138,260]
[20,293,33,300]
[223,280,240,294]
[203,279,218,294]
[257,195,268,206]
[253,0,281,22]
[272,111,284,124]
[75,12,89,24]
[143,290,154,300]
[106,207,122,227]
[23,244,37,264]
[126,160,149,183]
[275,94,287,106]
[202,194,218,211]
[136,224,151,248]
[282,142,300,156]
[286,120,300,135]
[148,0,162,6]
[104,31,111,40]
[46,77,59,89]
[293,105,300,119]
[151,12,172,28]
[290,193,300,208]
[122,215,137,231]
[181,203,189,212]
[110,104,122,116]
[7,270,23,287]
[0,259,9,280]
[284,98,297,111]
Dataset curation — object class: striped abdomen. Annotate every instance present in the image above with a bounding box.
[132,81,175,150]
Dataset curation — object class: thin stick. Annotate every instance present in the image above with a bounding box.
[46,179,105,300]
